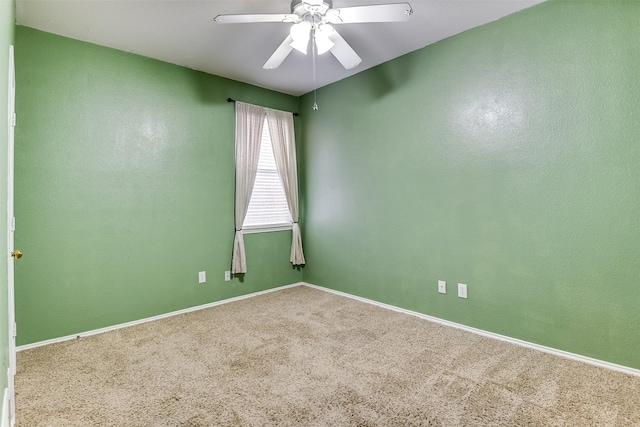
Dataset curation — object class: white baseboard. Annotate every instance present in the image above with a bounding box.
[17,280,640,378]
[302,282,640,378]
[1,388,9,427]
[17,282,305,352]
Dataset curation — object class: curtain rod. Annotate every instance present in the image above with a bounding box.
[227,98,299,117]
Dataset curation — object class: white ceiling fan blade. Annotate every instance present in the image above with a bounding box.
[327,30,362,69]
[327,3,413,24]
[214,13,299,24]
[263,35,295,69]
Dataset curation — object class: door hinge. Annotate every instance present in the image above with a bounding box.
[12,322,16,339]
[10,217,15,232]
[11,113,16,127]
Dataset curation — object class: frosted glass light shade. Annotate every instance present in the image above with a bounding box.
[290,21,311,54]
[315,25,335,55]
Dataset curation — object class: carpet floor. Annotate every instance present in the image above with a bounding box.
[15,285,640,426]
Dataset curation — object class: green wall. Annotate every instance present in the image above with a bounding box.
[13,0,640,371]
[14,27,302,346]
[302,0,640,369]
[0,0,15,393]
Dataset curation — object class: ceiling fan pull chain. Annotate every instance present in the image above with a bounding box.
[312,28,319,111]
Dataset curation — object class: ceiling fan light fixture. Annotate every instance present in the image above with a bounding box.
[314,34,334,55]
[314,26,335,55]
[290,37,310,54]
[289,21,311,54]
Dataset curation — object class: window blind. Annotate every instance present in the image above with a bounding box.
[243,117,293,228]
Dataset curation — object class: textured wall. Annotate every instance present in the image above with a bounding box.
[301,0,640,368]
[15,27,302,345]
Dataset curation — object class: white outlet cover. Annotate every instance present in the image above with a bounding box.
[224,271,231,282]
[458,283,467,299]
[438,280,446,294]
[198,271,206,284]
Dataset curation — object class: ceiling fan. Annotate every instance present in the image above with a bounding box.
[214,0,413,70]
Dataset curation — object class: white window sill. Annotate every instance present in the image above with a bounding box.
[242,223,293,234]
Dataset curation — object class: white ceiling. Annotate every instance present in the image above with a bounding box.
[16,0,545,96]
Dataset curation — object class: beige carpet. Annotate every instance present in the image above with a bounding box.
[15,286,640,426]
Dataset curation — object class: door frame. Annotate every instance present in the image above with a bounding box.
[6,43,16,427]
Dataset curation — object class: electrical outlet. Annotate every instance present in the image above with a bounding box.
[438,280,446,294]
[458,283,468,299]
[224,271,231,282]
[198,271,206,284]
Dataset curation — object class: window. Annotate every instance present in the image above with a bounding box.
[242,117,293,232]
[232,101,304,273]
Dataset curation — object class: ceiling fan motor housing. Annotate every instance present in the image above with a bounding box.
[291,0,333,17]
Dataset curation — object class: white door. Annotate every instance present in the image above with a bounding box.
[6,44,17,427]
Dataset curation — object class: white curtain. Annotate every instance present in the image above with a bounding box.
[232,102,265,274]
[266,108,306,266]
